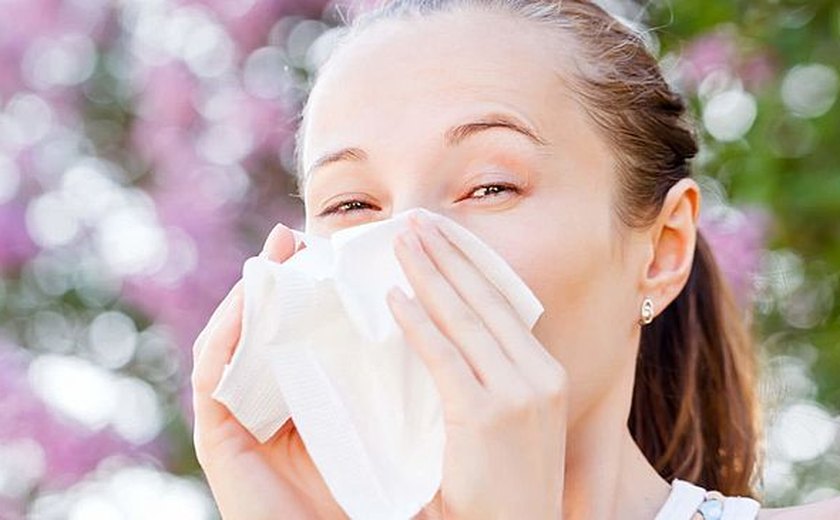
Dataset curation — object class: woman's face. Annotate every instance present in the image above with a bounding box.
[300,10,647,423]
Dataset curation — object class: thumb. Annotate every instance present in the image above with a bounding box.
[260,222,304,263]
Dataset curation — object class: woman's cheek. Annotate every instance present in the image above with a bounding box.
[519,233,609,349]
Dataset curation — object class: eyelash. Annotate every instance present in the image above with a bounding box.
[319,183,521,217]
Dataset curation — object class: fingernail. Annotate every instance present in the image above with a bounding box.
[291,230,306,252]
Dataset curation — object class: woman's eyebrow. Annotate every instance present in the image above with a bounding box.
[305,111,549,181]
[444,112,550,148]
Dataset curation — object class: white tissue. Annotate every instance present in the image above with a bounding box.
[211,207,545,520]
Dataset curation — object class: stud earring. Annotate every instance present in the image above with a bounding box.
[639,297,655,326]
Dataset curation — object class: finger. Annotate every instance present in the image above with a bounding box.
[410,213,564,391]
[394,227,518,389]
[192,280,241,361]
[191,279,243,428]
[193,222,301,423]
[386,285,483,419]
[261,222,304,263]
[192,279,243,392]
[191,222,296,361]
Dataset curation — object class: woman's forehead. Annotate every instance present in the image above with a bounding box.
[301,13,582,155]
[308,9,570,106]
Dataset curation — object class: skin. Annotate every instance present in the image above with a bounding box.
[191,7,840,520]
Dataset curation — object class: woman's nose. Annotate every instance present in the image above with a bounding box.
[388,199,449,221]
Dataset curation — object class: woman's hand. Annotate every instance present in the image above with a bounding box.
[387,212,569,520]
[191,223,348,520]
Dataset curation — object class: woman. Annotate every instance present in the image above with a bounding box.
[190,0,840,518]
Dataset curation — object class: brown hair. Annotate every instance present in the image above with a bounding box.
[293,0,763,497]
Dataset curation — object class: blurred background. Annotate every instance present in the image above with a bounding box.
[0,0,838,518]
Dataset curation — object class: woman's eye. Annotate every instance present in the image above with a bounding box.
[319,199,375,217]
[467,182,519,201]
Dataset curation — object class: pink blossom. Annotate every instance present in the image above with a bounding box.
[699,204,771,310]
[0,201,39,272]
[678,29,779,96]
[0,0,109,97]
[738,51,778,92]
[133,63,200,129]
[196,0,286,53]
[0,342,164,495]
[678,30,737,90]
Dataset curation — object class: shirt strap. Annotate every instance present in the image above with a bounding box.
[654,478,707,520]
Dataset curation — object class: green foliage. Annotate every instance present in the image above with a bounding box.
[651,0,840,503]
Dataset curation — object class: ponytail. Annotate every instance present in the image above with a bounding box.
[629,231,762,497]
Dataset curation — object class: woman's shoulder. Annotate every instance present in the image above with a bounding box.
[758,496,840,520]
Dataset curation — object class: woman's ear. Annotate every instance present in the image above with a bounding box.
[638,178,701,317]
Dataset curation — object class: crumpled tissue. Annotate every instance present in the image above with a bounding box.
[211,207,545,519]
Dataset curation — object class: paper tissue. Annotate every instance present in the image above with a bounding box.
[211,207,545,519]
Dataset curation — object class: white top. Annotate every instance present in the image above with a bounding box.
[654,479,761,520]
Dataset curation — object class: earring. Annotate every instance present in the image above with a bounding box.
[639,297,654,326]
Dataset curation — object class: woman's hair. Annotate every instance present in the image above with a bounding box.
[293,0,763,497]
